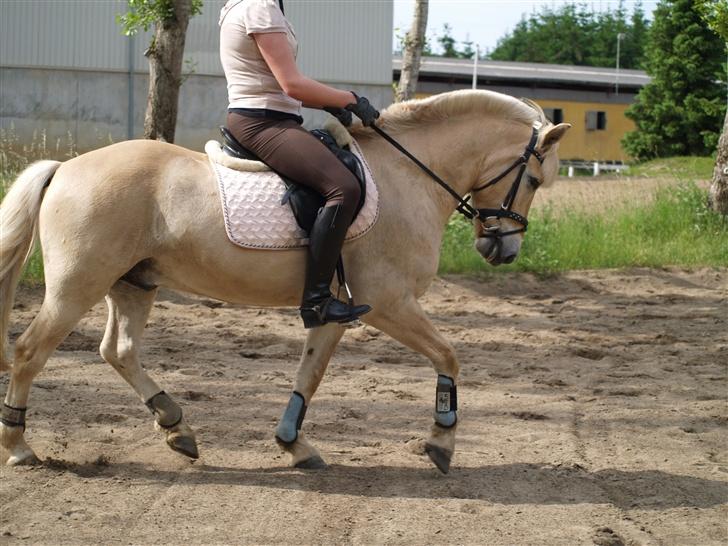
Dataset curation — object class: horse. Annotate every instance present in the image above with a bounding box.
[0,89,570,472]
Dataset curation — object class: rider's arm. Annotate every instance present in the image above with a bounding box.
[253,32,355,109]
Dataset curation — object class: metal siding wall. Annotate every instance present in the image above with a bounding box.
[0,1,130,70]
[184,0,394,81]
[1,1,392,82]
[287,0,392,84]
[184,3,223,76]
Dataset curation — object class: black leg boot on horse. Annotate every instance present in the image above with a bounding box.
[300,204,371,328]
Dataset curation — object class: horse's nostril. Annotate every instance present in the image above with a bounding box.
[502,254,517,264]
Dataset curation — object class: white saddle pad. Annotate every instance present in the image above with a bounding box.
[208,139,379,250]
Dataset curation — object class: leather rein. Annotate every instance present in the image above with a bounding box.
[371,123,544,239]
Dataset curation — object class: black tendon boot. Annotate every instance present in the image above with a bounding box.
[300,204,371,328]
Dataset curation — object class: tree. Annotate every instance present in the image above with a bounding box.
[459,37,476,60]
[696,0,728,214]
[119,0,203,143]
[437,24,458,58]
[489,3,649,69]
[623,0,726,159]
[396,0,429,102]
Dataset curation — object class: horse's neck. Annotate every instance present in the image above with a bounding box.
[359,117,509,227]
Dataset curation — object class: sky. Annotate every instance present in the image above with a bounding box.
[392,0,661,55]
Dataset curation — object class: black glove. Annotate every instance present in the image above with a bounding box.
[323,106,353,127]
[345,92,380,127]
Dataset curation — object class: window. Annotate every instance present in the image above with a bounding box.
[586,111,607,131]
[543,108,564,124]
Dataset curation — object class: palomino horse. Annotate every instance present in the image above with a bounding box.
[0,90,569,472]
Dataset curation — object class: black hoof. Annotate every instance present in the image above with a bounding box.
[167,435,199,459]
[425,443,452,474]
[294,455,328,470]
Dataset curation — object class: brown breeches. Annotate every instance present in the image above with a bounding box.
[227,112,361,222]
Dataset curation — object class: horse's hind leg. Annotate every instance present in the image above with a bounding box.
[275,324,345,469]
[99,281,198,459]
[364,297,460,474]
[1,288,104,465]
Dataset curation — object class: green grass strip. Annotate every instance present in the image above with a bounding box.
[440,182,728,275]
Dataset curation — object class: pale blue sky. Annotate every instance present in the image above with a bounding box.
[392,0,661,55]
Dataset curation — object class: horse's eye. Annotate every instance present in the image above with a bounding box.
[527,175,541,189]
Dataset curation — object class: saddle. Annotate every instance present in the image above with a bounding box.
[219,126,366,233]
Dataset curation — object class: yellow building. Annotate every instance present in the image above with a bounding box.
[394,57,649,164]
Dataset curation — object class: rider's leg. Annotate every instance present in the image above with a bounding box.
[227,114,371,327]
[298,202,370,328]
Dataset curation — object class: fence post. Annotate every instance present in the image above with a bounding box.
[568,166,574,178]
[593,162,600,176]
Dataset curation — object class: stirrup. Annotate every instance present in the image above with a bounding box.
[300,297,370,329]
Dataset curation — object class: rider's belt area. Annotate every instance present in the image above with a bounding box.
[228,108,303,125]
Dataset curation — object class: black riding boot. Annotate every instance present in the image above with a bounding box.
[300,204,371,328]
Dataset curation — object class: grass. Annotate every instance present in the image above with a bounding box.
[0,126,77,284]
[623,156,714,181]
[440,182,728,275]
[0,175,45,284]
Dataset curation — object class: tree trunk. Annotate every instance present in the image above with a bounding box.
[143,0,193,143]
[396,0,429,102]
[709,109,728,215]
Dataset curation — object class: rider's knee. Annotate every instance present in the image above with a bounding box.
[338,175,361,210]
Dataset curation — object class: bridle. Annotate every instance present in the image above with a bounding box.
[371,122,544,239]
[471,124,544,237]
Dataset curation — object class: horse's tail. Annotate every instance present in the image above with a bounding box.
[0,160,61,372]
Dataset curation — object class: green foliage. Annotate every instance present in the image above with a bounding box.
[439,182,728,275]
[430,24,481,58]
[118,0,203,36]
[395,22,480,59]
[623,0,726,159]
[489,2,649,69]
[696,0,728,39]
[624,156,715,179]
[0,126,75,284]
[437,24,457,57]
[0,179,44,284]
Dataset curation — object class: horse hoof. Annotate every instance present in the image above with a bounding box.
[294,455,328,470]
[167,435,199,460]
[425,443,452,474]
[6,451,41,467]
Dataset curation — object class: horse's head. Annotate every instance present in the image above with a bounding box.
[471,118,570,266]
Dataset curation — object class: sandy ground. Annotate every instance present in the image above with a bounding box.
[0,268,726,545]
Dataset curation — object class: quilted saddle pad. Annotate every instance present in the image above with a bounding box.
[209,139,379,250]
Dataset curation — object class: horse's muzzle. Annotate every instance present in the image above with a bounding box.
[475,234,522,266]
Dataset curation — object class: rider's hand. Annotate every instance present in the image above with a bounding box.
[323,107,353,127]
[345,93,380,127]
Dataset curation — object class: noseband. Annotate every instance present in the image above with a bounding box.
[371,123,543,239]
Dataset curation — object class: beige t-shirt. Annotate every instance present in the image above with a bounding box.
[219,0,302,115]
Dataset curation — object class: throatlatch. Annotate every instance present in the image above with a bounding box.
[145,391,183,429]
[276,391,307,444]
[1,403,26,431]
[434,375,458,428]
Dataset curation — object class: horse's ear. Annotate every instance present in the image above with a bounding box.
[539,123,571,154]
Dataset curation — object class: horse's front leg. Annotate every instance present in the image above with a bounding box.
[364,297,460,474]
[275,323,345,469]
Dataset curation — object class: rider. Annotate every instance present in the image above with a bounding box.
[219,0,379,329]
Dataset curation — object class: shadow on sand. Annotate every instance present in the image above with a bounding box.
[39,458,728,510]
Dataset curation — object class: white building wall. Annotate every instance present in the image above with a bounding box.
[0,0,393,151]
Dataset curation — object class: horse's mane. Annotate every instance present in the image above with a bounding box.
[354,90,545,135]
